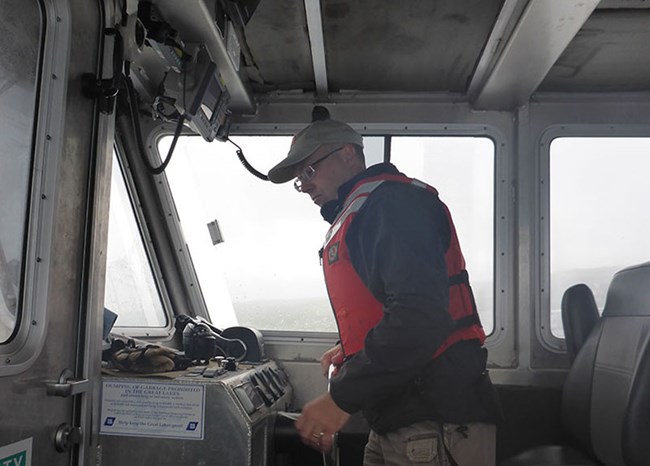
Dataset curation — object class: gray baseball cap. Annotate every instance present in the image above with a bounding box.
[268,119,364,183]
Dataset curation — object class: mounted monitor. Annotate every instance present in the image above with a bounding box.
[163,45,232,142]
[185,59,231,142]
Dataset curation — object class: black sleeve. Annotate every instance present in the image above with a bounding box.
[329,182,455,413]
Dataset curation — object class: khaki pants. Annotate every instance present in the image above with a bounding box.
[363,421,496,466]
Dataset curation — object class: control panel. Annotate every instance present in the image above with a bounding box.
[99,360,293,466]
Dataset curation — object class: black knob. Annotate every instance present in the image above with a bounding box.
[223,356,237,371]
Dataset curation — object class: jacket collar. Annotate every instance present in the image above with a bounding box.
[320,163,400,224]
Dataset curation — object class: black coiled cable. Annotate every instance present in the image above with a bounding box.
[124,74,185,175]
[227,138,269,181]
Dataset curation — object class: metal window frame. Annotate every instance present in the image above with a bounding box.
[537,123,650,352]
[107,147,176,338]
[0,0,71,375]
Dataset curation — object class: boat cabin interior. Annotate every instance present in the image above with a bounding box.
[1,0,650,465]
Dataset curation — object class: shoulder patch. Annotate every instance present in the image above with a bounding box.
[327,242,340,265]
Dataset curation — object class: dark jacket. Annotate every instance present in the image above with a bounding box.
[322,163,501,434]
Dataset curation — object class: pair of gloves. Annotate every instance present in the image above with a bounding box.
[105,339,192,374]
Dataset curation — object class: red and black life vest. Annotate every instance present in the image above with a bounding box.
[322,173,485,359]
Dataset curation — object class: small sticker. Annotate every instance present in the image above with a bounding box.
[328,242,340,265]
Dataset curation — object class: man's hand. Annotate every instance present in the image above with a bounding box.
[320,343,343,378]
[295,393,350,452]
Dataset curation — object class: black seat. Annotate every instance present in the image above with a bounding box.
[502,262,650,466]
[561,284,600,363]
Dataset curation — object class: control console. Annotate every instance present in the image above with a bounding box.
[99,360,292,466]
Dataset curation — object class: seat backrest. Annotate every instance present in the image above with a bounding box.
[623,333,650,465]
[562,262,650,466]
[561,284,600,363]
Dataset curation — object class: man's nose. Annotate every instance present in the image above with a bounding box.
[300,179,315,193]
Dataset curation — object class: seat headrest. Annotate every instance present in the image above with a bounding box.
[561,284,600,362]
[602,261,650,317]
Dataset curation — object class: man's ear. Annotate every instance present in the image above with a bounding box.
[340,144,358,165]
[340,144,365,172]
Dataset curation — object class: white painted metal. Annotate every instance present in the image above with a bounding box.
[304,0,329,99]
[473,0,600,110]
[467,0,529,103]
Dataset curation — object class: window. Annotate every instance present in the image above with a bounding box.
[0,0,42,343]
[162,135,384,332]
[163,134,495,334]
[105,153,168,329]
[549,137,650,338]
[391,137,495,334]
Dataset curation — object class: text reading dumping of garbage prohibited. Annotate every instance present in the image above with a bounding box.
[100,381,205,440]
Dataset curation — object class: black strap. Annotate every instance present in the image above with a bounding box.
[448,269,483,330]
[448,269,469,286]
[454,314,481,330]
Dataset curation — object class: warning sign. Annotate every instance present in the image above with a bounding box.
[100,381,205,440]
[0,438,31,466]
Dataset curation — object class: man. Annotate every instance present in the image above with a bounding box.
[267,113,501,465]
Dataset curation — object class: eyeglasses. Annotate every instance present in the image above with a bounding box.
[293,146,342,192]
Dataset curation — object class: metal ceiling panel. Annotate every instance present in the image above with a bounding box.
[152,0,650,111]
[539,10,650,92]
[319,0,504,93]
[597,0,650,8]
[244,0,315,92]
